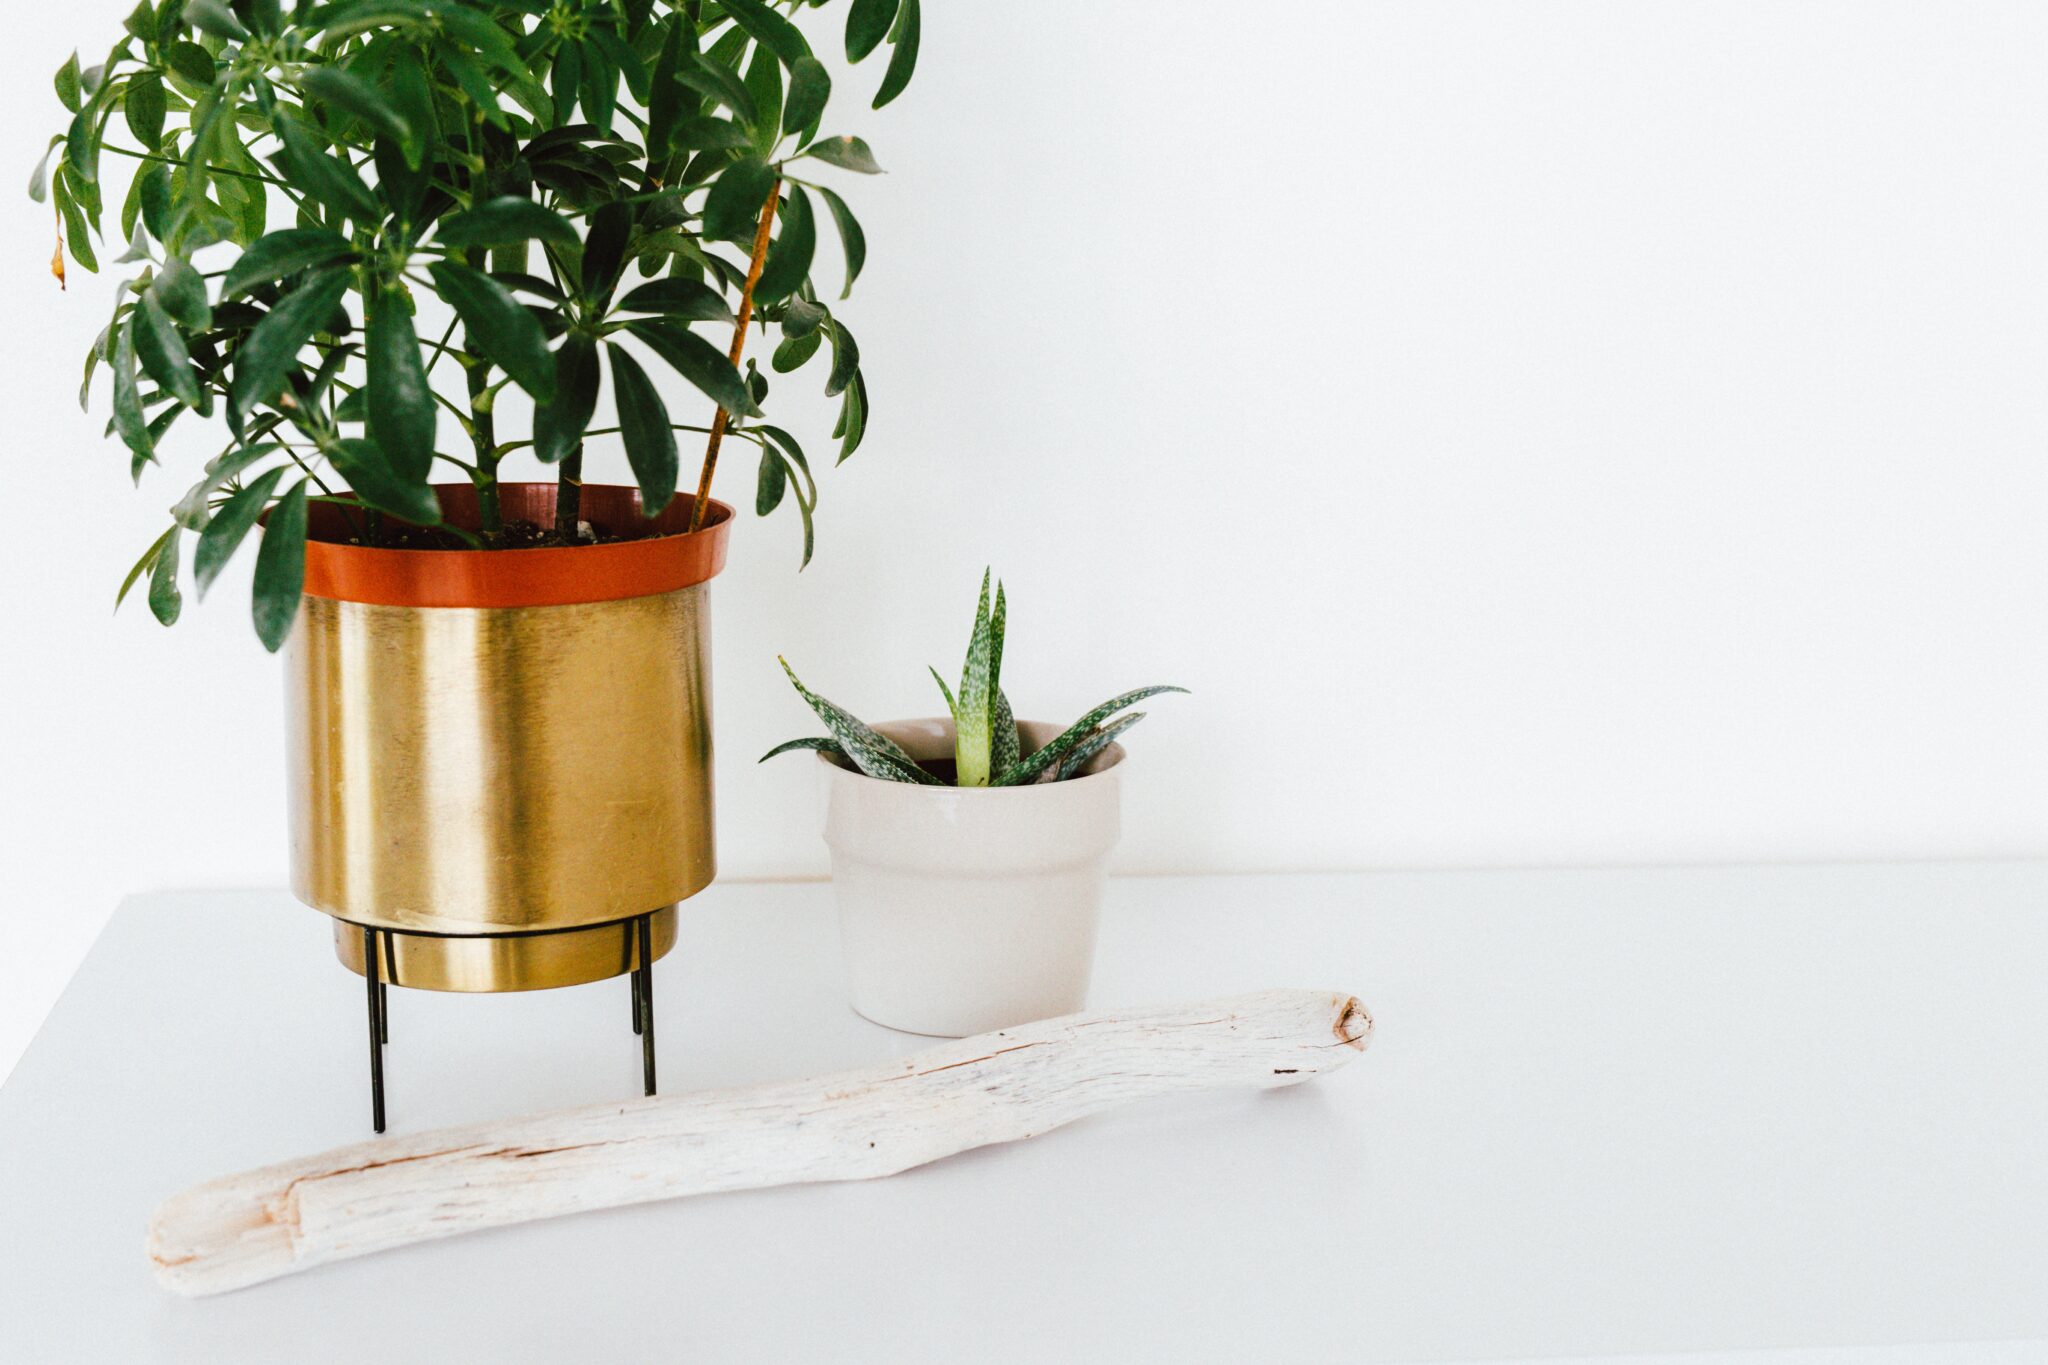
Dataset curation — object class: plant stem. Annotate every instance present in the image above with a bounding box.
[555,443,583,538]
[686,180,780,532]
[467,360,501,536]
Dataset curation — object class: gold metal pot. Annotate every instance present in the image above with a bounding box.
[283,484,734,993]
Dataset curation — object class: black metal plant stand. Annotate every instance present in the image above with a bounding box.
[359,913,659,1135]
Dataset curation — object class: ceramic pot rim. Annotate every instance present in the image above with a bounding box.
[301,482,733,608]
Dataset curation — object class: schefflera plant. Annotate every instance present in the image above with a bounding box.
[38,0,921,650]
[768,572,1187,787]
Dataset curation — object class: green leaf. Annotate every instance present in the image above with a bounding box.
[623,318,761,416]
[252,479,310,653]
[550,35,581,125]
[429,262,555,402]
[232,267,350,421]
[753,185,813,306]
[846,0,898,62]
[55,53,82,113]
[138,163,172,240]
[607,342,679,514]
[993,686,1189,787]
[384,44,437,171]
[110,317,152,466]
[366,285,436,482]
[782,297,828,337]
[151,256,211,331]
[928,664,957,718]
[147,525,183,626]
[755,442,786,514]
[534,331,599,464]
[992,687,1020,778]
[645,18,688,162]
[222,227,354,300]
[671,116,752,151]
[954,569,996,786]
[173,443,283,530]
[677,53,757,125]
[759,736,846,764]
[616,278,736,324]
[299,67,415,161]
[56,173,98,273]
[327,437,441,524]
[744,44,783,154]
[117,526,176,612]
[435,196,578,251]
[777,657,940,785]
[185,0,248,39]
[27,136,63,204]
[125,72,166,151]
[837,372,866,463]
[815,186,866,299]
[873,0,920,109]
[133,293,200,407]
[165,42,216,88]
[195,466,287,594]
[1057,710,1145,781]
[802,136,884,175]
[580,200,631,300]
[825,319,860,397]
[272,116,379,224]
[703,157,777,242]
[772,329,822,372]
[720,0,813,67]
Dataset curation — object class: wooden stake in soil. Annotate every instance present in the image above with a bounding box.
[147,988,1372,1296]
[687,181,782,532]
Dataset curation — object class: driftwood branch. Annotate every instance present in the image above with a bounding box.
[149,988,1371,1296]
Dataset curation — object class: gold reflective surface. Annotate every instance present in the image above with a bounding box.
[286,586,715,946]
[330,908,678,992]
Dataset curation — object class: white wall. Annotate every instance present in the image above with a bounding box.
[5,1,2046,1078]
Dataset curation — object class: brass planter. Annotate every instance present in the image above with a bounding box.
[284,484,733,994]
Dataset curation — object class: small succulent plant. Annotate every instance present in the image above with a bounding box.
[766,571,1185,786]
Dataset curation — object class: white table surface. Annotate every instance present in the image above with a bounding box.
[2,865,2045,1364]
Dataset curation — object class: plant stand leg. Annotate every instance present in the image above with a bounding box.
[636,913,656,1097]
[378,933,393,1045]
[364,926,386,1134]
[630,940,643,1037]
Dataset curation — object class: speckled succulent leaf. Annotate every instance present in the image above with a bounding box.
[1056,709,1144,781]
[993,685,1188,787]
[759,736,846,764]
[953,569,995,786]
[992,686,1019,776]
[988,580,1007,698]
[928,665,957,718]
[778,657,938,784]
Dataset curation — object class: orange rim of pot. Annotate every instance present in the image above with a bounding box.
[302,483,734,609]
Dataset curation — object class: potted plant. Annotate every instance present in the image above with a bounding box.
[767,572,1185,1036]
[36,0,922,1119]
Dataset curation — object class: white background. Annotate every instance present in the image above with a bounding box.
[3,0,2046,1080]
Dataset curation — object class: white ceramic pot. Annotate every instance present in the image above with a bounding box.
[819,718,1124,1037]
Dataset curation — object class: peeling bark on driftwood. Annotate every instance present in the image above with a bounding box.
[149,988,1372,1296]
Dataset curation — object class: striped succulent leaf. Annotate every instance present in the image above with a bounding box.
[759,736,847,763]
[1056,709,1145,780]
[992,685,1189,787]
[777,658,940,785]
[928,665,957,718]
[953,569,997,786]
[992,686,1019,777]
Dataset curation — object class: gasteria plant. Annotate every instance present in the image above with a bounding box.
[768,571,1187,787]
[37,0,919,649]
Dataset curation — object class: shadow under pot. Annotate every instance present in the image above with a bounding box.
[819,717,1125,1038]
[285,483,733,994]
